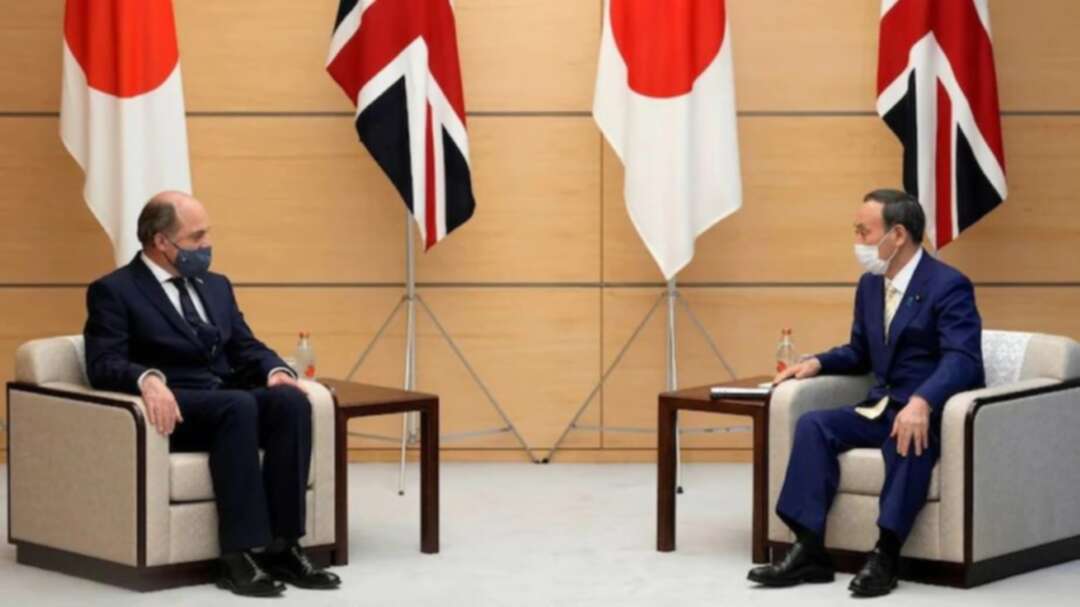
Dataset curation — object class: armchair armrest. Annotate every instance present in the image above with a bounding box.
[768,374,874,541]
[6,381,171,566]
[937,378,1080,564]
[301,379,336,546]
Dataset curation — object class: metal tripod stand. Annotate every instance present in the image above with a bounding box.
[345,214,538,495]
[543,279,743,491]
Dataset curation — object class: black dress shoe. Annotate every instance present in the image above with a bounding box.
[747,541,834,587]
[849,547,899,597]
[261,543,342,590]
[217,551,286,598]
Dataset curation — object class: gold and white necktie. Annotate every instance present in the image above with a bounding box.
[856,280,902,420]
[883,279,901,341]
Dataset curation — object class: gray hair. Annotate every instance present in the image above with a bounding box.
[136,197,180,247]
[863,188,926,245]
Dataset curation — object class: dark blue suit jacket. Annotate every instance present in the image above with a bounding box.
[84,254,288,394]
[816,252,985,412]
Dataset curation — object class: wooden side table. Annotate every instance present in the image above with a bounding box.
[657,376,772,563]
[319,379,440,566]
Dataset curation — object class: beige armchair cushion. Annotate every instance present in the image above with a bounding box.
[838,449,941,500]
[15,335,90,386]
[170,451,315,503]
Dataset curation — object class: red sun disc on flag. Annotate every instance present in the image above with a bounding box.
[64,0,180,98]
[610,0,726,99]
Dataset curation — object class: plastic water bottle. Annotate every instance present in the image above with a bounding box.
[776,328,796,373]
[296,332,316,379]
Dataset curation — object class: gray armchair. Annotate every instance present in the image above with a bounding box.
[6,335,338,590]
[767,330,1080,587]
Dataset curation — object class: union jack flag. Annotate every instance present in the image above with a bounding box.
[327,0,475,250]
[877,0,1007,249]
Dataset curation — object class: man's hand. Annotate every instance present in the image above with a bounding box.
[891,395,932,457]
[773,357,822,385]
[139,375,183,436]
[269,370,307,393]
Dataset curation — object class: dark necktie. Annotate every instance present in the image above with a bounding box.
[168,277,220,354]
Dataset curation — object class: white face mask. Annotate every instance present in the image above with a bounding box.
[854,228,899,275]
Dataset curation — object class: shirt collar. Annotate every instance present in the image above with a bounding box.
[141,252,179,285]
[887,247,923,296]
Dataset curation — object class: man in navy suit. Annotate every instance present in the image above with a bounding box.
[84,191,340,597]
[748,189,984,597]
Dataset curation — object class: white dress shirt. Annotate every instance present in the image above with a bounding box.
[141,252,209,322]
[887,247,923,301]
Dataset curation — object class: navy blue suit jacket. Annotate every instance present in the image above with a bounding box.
[816,252,985,412]
[84,254,288,394]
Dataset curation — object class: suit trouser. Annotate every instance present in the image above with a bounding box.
[170,385,313,554]
[775,405,940,544]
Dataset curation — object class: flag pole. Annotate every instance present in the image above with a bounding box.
[398,212,419,495]
[346,211,539,495]
[544,276,739,474]
[665,278,685,494]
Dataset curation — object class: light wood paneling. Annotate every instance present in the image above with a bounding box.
[603,116,1080,284]
[178,0,601,113]
[188,117,405,284]
[197,115,601,283]
[416,117,601,283]
[0,0,601,113]
[991,0,1080,112]
[0,118,115,283]
[10,1,1080,113]
[937,117,1080,282]
[0,116,600,284]
[0,3,65,111]
[601,287,853,449]
[4,0,1080,464]
[728,0,881,112]
[729,0,1080,112]
[453,0,601,113]
[599,286,1080,449]
[239,286,601,455]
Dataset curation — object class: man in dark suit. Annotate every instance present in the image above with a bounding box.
[83,191,340,597]
[748,189,984,597]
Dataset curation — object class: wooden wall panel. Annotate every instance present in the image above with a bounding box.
[416,117,601,283]
[4,0,1080,463]
[239,286,601,456]
[601,287,853,449]
[0,119,115,283]
[8,1,1080,114]
[730,0,1080,112]
[0,115,600,285]
[189,117,405,283]
[197,115,601,283]
[0,3,64,111]
[728,0,880,112]
[603,117,1080,284]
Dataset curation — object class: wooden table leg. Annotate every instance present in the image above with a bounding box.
[657,399,678,552]
[333,411,349,566]
[420,400,440,554]
[751,410,769,563]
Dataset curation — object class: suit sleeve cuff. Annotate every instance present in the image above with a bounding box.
[268,366,297,383]
[137,369,166,390]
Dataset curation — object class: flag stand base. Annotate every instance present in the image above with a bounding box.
[344,213,538,496]
[543,279,740,492]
